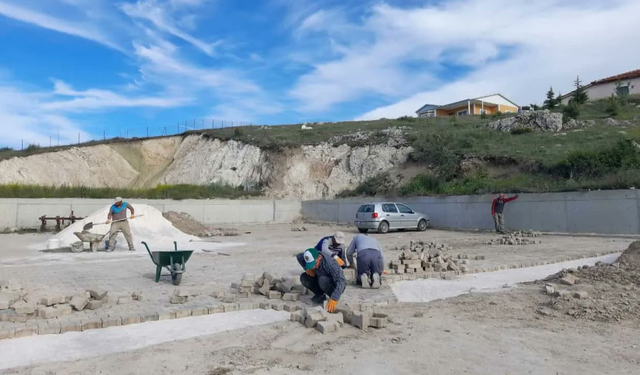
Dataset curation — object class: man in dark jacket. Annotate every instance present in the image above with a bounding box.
[491,193,519,234]
[297,248,346,313]
[314,231,347,266]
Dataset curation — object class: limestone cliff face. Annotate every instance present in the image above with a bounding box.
[0,134,411,199]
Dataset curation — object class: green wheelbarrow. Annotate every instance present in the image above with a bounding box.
[142,241,194,286]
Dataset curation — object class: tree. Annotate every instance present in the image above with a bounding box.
[543,86,557,109]
[571,76,589,105]
[556,92,563,106]
[605,95,620,117]
[529,103,541,110]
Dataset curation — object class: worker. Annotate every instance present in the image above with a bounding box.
[491,193,519,234]
[106,197,136,252]
[314,231,347,267]
[297,248,346,313]
[345,234,384,289]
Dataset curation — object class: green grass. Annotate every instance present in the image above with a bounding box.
[0,183,262,199]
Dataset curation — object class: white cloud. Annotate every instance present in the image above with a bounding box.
[0,84,89,148]
[0,1,124,52]
[121,0,219,56]
[288,0,640,117]
[45,80,191,112]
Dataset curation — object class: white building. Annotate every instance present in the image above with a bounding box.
[560,69,640,105]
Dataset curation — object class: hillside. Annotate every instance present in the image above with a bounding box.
[1,96,640,199]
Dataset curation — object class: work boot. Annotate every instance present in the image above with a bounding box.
[311,294,326,305]
[371,273,381,289]
[360,274,371,289]
[128,248,135,252]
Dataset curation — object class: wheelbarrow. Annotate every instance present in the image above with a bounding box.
[72,231,108,253]
[142,241,194,286]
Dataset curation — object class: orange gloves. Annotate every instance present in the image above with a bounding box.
[335,257,345,267]
[306,269,316,277]
[130,215,136,219]
[326,299,338,313]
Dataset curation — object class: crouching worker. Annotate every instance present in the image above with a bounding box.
[315,231,347,267]
[297,248,346,313]
[346,234,384,289]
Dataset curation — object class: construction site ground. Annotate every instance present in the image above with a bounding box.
[1,224,639,374]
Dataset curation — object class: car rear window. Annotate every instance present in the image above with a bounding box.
[358,204,374,213]
[382,204,398,213]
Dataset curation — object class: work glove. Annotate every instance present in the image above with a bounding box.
[382,270,389,275]
[130,215,136,219]
[305,269,316,277]
[326,299,338,313]
[334,257,345,267]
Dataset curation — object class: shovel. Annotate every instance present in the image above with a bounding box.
[82,214,144,231]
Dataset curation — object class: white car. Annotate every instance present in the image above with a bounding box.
[354,202,430,234]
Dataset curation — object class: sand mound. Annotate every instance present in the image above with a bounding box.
[38,204,199,251]
[616,241,640,270]
[163,211,238,237]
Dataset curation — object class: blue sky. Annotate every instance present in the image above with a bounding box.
[0,0,639,148]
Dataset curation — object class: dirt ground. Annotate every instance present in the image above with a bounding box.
[1,224,639,374]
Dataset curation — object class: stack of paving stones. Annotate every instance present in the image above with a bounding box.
[388,241,470,278]
[232,272,308,300]
[289,305,389,334]
[486,230,542,245]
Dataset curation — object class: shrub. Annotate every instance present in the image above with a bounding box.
[25,144,40,151]
[605,95,621,117]
[400,174,443,196]
[562,100,580,120]
[480,113,488,119]
[409,134,461,181]
[233,127,244,137]
[0,147,12,152]
[510,127,534,135]
[397,116,415,122]
[336,173,394,198]
[550,139,640,179]
[493,111,503,118]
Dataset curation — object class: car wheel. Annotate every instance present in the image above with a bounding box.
[417,219,428,232]
[358,228,369,233]
[377,221,389,234]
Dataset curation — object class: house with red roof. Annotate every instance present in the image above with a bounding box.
[560,69,640,105]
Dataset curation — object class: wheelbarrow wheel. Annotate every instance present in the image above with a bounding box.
[171,263,182,286]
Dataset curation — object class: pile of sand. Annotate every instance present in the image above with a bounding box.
[38,204,199,251]
[163,211,238,237]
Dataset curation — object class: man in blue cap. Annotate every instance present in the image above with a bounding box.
[106,197,136,252]
[297,248,346,313]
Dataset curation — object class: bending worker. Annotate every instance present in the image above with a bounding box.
[106,197,136,252]
[491,193,519,234]
[346,234,384,289]
[297,248,346,313]
[315,231,347,267]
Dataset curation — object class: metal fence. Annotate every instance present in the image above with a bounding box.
[3,117,255,151]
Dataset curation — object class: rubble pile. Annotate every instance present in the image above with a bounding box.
[0,281,112,323]
[486,231,542,245]
[536,243,640,322]
[290,305,389,334]
[230,272,307,300]
[291,227,308,232]
[389,241,470,275]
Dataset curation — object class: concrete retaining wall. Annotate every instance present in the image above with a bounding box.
[301,190,640,235]
[0,199,301,229]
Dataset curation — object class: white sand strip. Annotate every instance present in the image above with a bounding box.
[392,253,620,303]
[0,310,289,370]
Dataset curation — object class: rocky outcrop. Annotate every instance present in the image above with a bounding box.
[563,119,596,130]
[0,133,410,199]
[487,110,563,132]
